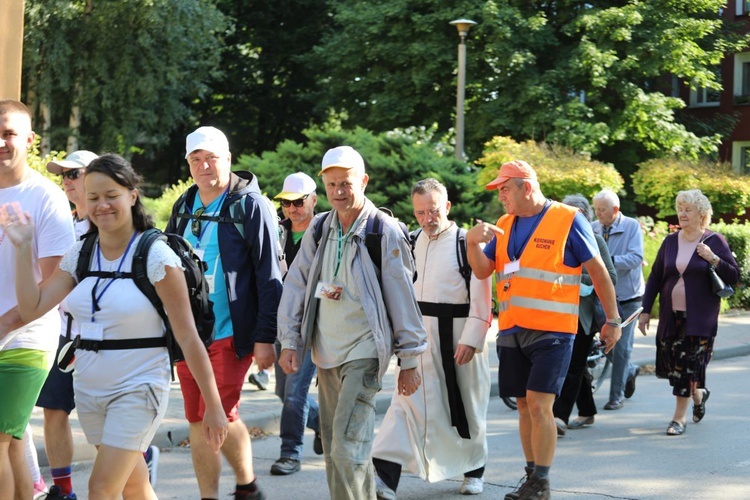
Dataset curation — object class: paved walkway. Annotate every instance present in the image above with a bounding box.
[28,311,750,466]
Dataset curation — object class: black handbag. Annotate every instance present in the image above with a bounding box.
[709,265,734,298]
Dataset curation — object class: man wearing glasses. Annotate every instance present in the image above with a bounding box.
[266,171,323,476]
[372,178,493,498]
[34,150,97,499]
[165,126,283,500]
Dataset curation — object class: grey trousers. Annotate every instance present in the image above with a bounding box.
[317,358,381,500]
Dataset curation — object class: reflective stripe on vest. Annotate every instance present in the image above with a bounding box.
[494,203,582,334]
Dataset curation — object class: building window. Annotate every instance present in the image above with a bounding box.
[689,67,721,107]
[733,52,750,104]
[736,1,750,15]
[731,141,750,173]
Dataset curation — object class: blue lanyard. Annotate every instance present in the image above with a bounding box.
[509,200,550,260]
[333,219,357,279]
[90,231,138,322]
[187,188,228,248]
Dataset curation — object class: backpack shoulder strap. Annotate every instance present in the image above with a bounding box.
[364,210,384,272]
[313,211,332,246]
[76,232,99,282]
[456,227,472,298]
[131,228,169,325]
[409,228,422,249]
[169,186,197,235]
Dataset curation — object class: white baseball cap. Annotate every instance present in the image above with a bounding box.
[46,150,99,174]
[318,146,365,176]
[275,172,317,200]
[185,126,229,159]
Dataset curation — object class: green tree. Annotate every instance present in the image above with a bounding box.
[310,1,750,163]
[23,0,227,158]
[235,124,484,228]
[192,0,331,157]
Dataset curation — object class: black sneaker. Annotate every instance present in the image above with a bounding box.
[517,475,550,500]
[270,457,301,475]
[43,486,77,500]
[233,487,265,499]
[504,466,533,500]
[624,367,640,399]
[313,430,323,455]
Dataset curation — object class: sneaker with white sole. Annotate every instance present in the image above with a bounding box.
[145,445,160,486]
[248,371,269,390]
[375,475,397,500]
[460,476,484,495]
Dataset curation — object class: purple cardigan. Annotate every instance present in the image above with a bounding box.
[641,230,740,339]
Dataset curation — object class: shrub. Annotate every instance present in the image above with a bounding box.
[476,137,624,221]
[632,157,750,218]
[235,125,485,228]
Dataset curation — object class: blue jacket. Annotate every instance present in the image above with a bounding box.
[166,171,283,358]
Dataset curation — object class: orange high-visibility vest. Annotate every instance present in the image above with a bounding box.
[494,203,582,334]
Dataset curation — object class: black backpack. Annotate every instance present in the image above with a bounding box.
[312,208,416,283]
[72,228,215,371]
[410,226,472,298]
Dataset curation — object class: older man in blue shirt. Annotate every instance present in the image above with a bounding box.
[592,189,645,410]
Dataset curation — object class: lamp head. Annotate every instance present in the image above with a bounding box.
[450,19,477,37]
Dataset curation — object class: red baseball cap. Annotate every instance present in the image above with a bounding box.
[485,160,537,190]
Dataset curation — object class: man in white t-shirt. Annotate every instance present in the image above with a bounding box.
[0,100,75,499]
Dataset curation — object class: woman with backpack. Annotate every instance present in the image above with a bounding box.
[1,154,227,499]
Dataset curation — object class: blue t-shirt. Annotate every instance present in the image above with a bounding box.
[183,194,233,341]
[484,210,598,336]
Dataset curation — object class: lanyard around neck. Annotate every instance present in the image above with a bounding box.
[189,187,228,246]
[90,231,138,322]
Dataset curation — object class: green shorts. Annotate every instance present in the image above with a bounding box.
[0,348,51,439]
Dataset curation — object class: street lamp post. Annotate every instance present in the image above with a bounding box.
[450,18,477,161]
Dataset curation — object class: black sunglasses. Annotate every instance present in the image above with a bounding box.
[280,193,310,208]
[61,169,84,180]
[191,207,206,237]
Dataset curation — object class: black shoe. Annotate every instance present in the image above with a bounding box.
[313,430,323,455]
[625,367,640,399]
[666,420,685,436]
[504,466,533,500]
[270,457,301,475]
[692,388,710,423]
[517,475,550,500]
[233,487,265,499]
[44,486,77,500]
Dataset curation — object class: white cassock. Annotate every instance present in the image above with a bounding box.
[372,222,493,482]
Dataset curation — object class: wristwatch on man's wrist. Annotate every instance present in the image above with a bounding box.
[605,317,623,327]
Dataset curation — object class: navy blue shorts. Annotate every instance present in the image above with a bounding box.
[496,329,574,397]
[36,335,75,414]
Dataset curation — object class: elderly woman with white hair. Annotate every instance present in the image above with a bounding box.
[638,189,740,436]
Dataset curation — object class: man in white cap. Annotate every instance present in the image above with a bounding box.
[277,146,427,499]
[266,171,322,475]
[466,160,621,500]
[35,149,99,499]
[165,126,283,500]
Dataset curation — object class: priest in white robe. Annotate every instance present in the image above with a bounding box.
[372,178,493,497]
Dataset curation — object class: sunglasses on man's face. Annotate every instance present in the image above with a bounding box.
[280,194,310,208]
[191,207,206,237]
[61,169,84,180]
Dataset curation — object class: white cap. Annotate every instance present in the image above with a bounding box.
[46,150,99,174]
[318,146,365,176]
[185,126,229,159]
[275,172,317,200]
